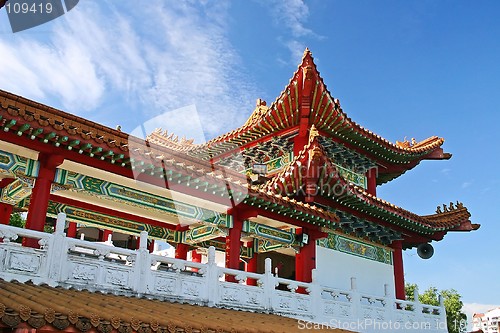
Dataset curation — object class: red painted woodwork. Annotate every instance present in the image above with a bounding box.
[175,243,189,260]
[23,153,64,248]
[101,229,113,242]
[366,168,377,196]
[0,177,15,189]
[392,240,405,300]
[67,222,77,238]
[295,228,327,291]
[225,213,244,282]
[148,240,155,253]
[0,202,13,225]
[191,249,202,263]
[190,249,202,273]
[244,240,258,286]
[246,253,258,286]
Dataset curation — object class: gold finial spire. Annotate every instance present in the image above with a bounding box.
[304,47,311,56]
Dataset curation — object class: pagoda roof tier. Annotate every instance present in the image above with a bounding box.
[265,127,478,245]
[147,49,450,184]
[0,90,339,229]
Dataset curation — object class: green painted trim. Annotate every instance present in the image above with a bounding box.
[243,220,295,244]
[317,233,393,265]
[46,201,176,240]
[0,149,39,177]
[62,171,231,226]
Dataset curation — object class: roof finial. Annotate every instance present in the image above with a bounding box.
[303,47,311,57]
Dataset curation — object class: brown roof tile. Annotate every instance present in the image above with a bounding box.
[0,280,351,333]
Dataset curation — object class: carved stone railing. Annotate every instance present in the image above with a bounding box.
[0,214,448,333]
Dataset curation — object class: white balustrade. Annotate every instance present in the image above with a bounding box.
[0,214,447,332]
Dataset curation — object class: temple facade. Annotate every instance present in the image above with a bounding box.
[0,49,478,333]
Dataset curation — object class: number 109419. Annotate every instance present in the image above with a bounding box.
[5,2,53,14]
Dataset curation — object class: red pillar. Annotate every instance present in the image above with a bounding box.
[191,249,202,263]
[225,216,243,282]
[67,222,77,238]
[175,243,189,260]
[392,240,405,300]
[23,154,64,248]
[366,168,377,196]
[0,202,13,225]
[246,243,258,286]
[191,249,202,273]
[148,240,155,253]
[295,229,326,292]
[101,229,113,242]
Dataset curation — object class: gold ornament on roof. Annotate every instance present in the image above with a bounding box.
[149,128,194,146]
[396,137,410,148]
[436,201,464,214]
[309,124,319,142]
[244,99,269,126]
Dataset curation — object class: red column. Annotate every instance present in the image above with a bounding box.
[191,249,202,273]
[67,222,77,238]
[191,249,202,263]
[101,229,113,242]
[295,229,326,292]
[175,243,189,260]
[392,240,405,300]
[23,154,64,248]
[225,216,243,282]
[366,168,377,196]
[148,240,155,253]
[294,135,308,157]
[0,202,13,225]
[246,241,258,286]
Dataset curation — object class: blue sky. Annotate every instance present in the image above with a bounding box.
[1,0,498,319]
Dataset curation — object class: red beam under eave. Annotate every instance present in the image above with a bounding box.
[314,196,435,241]
[49,194,178,230]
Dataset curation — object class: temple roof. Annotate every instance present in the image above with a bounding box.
[263,126,478,245]
[0,49,475,245]
[0,280,345,333]
[148,49,450,184]
[0,90,339,228]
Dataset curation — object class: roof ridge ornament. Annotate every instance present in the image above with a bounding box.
[243,98,269,127]
[435,201,464,214]
[303,47,312,58]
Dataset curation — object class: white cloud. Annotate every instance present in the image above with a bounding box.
[463,302,500,316]
[0,1,259,139]
[462,181,473,189]
[267,0,322,64]
[270,0,313,38]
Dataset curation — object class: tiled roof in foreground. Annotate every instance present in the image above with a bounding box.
[0,280,351,333]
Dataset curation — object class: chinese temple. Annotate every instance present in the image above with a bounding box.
[0,49,479,333]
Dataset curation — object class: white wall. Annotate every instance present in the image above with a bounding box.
[315,245,395,297]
